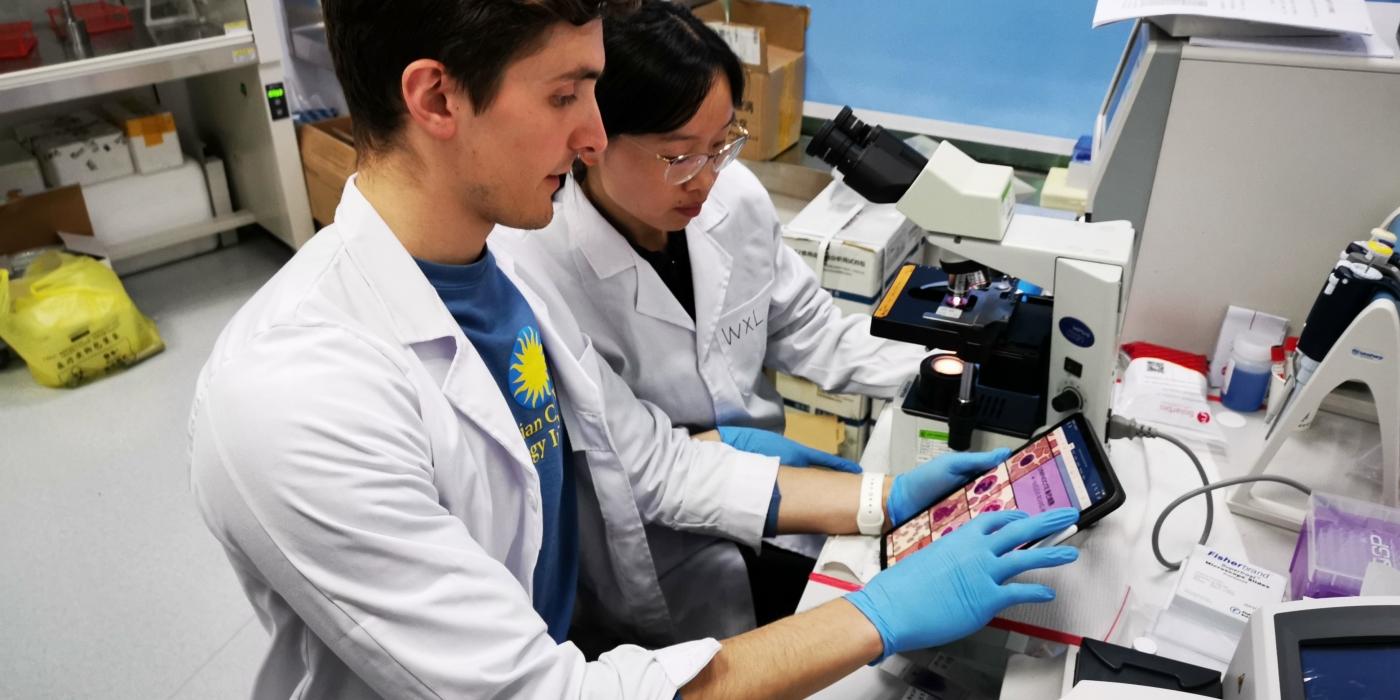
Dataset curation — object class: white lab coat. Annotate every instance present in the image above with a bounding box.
[188,178,780,699]
[496,163,926,640]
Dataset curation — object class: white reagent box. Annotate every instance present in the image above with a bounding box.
[1152,545,1286,669]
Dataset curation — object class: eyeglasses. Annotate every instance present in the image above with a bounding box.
[627,124,749,186]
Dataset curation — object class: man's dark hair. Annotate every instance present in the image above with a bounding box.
[594,0,745,137]
[324,0,635,155]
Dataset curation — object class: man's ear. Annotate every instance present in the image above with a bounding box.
[400,59,462,142]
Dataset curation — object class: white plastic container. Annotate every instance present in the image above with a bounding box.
[1221,331,1273,412]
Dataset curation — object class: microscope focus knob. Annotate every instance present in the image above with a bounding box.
[1051,388,1083,413]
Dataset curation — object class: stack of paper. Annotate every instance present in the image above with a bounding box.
[1093,0,1377,38]
[1189,32,1394,59]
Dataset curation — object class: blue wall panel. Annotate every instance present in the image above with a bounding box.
[801,1,1132,139]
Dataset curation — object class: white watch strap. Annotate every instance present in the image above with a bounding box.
[857,472,885,536]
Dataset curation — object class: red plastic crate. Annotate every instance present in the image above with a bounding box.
[47,1,134,38]
[0,21,38,59]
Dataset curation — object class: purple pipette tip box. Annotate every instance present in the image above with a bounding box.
[1288,491,1400,600]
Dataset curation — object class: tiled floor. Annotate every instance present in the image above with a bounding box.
[1,232,291,699]
[0,189,808,700]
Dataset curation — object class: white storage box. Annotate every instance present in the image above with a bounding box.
[102,99,184,175]
[12,110,104,148]
[0,139,45,198]
[783,178,924,312]
[32,121,134,188]
[82,159,212,246]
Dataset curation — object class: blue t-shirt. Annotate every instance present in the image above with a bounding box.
[416,249,577,643]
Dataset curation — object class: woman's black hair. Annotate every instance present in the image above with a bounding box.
[595,0,746,137]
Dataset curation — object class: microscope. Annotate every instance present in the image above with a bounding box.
[806,108,1136,471]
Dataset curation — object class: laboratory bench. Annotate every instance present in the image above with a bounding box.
[798,401,1378,699]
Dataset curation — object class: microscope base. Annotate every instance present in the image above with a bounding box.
[888,380,1026,474]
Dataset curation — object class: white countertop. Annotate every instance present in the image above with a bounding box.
[796,402,1383,699]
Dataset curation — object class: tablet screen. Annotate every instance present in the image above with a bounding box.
[884,417,1110,566]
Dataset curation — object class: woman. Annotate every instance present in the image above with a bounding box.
[500,0,927,642]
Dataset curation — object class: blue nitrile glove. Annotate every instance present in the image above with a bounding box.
[887,448,1012,525]
[847,508,1081,661]
[717,426,862,473]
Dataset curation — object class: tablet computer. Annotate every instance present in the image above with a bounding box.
[881,413,1124,569]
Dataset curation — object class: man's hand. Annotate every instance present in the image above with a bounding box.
[847,508,1080,660]
[718,426,862,473]
[886,448,1012,526]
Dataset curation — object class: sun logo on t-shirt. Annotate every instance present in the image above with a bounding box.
[510,326,553,409]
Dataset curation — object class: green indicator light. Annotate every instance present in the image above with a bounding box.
[267,88,285,99]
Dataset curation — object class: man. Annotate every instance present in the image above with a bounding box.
[188,1,1080,697]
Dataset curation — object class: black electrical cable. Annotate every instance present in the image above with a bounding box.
[1106,415,1313,571]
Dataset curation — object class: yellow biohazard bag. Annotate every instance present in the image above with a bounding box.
[0,251,164,387]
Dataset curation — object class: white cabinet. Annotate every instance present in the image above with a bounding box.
[0,0,315,269]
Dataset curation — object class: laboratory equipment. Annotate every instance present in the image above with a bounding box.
[1088,3,1400,354]
[143,0,202,31]
[1222,596,1400,700]
[45,1,133,37]
[1072,638,1222,697]
[1288,491,1400,600]
[1229,230,1400,529]
[0,0,318,265]
[55,0,94,59]
[1293,229,1400,387]
[0,21,39,60]
[807,107,1135,468]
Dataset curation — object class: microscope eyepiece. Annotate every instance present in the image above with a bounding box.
[804,106,928,204]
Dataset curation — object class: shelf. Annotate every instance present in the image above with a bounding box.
[107,209,256,260]
[0,31,257,113]
[61,209,257,262]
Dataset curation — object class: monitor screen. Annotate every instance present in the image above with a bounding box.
[1102,23,1149,144]
[1300,642,1400,700]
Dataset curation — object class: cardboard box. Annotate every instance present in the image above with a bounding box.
[31,121,134,188]
[785,400,873,461]
[693,0,808,161]
[776,372,870,422]
[102,98,184,175]
[782,409,844,456]
[0,185,93,256]
[298,116,356,227]
[0,139,46,198]
[838,417,872,462]
[783,178,925,309]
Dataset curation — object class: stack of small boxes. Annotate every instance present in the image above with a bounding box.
[1,99,183,198]
[775,177,926,460]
